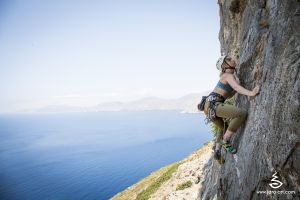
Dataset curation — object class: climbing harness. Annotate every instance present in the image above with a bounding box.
[204,92,225,124]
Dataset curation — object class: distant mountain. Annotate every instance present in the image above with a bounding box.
[35,105,88,113]
[25,91,210,113]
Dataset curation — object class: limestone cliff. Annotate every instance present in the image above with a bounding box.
[200,0,300,200]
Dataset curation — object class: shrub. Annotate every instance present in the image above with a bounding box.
[136,162,181,200]
[229,0,240,13]
[229,0,247,14]
[176,180,193,191]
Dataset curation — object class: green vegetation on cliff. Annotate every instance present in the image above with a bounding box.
[136,161,182,200]
[111,161,182,200]
[175,180,193,191]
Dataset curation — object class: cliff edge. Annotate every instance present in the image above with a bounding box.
[200,0,300,200]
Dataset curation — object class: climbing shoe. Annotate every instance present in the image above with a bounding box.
[220,140,237,154]
[214,149,221,160]
[214,149,225,164]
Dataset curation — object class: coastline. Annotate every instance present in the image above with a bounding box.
[111,141,214,200]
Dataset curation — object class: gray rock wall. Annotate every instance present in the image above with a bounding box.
[200,0,300,199]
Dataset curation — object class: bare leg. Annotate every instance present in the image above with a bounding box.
[215,142,221,150]
[223,129,235,141]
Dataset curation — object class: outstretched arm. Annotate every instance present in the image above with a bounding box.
[226,74,259,97]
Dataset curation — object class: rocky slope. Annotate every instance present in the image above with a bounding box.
[200,0,300,200]
[111,142,214,200]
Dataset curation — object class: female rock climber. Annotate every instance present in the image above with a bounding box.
[203,55,260,160]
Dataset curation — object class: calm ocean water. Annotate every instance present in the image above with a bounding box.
[0,111,212,200]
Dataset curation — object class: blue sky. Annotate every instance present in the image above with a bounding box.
[0,0,220,113]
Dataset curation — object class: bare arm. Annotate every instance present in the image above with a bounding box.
[226,74,257,96]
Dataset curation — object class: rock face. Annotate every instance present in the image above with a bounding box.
[149,142,213,200]
[200,0,300,200]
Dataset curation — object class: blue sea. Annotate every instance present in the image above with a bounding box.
[0,111,212,200]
